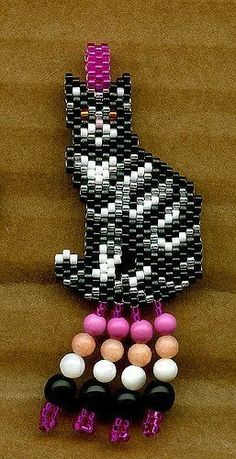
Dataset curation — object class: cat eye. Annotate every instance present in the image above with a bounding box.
[81,108,89,119]
[109,111,117,120]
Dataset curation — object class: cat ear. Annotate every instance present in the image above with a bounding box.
[64,74,81,128]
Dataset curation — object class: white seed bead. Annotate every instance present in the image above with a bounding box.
[99,253,107,263]
[153,358,178,382]
[165,213,173,224]
[95,137,102,147]
[172,237,180,247]
[109,156,117,166]
[144,162,152,173]
[110,128,117,138]
[80,127,88,137]
[93,359,116,383]
[60,353,85,378]
[81,155,88,165]
[158,219,165,228]
[129,276,138,287]
[117,87,124,97]
[72,86,80,96]
[70,254,78,265]
[129,209,136,219]
[55,253,63,264]
[179,231,187,242]
[114,254,121,264]
[101,208,108,218]
[103,123,110,134]
[165,242,173,252]
[100,273,108,282]
[136,270,144,280]
[88,123,95,134]
[95,174,103,185]
[92,268,100,278]
[121,365,146,391]
[143,265,151,276]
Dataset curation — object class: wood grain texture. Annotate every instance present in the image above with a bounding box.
[0,1,235,457]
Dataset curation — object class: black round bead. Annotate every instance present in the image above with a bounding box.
[78,379,111,418]
[113,389,143,421]
[44,374,77,411]
[143,380,175,412]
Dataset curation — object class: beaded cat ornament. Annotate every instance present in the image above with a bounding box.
[39,43,202,442]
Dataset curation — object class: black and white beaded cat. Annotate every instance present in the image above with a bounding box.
[55,61,202,308]
[39,44,202,442]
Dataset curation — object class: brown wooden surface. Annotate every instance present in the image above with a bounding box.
[1,1,235,458]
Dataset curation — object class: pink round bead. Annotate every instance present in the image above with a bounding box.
[83,313,106,337]
[107,317,130,340]
[130,319,153,344]
[154,313,177,336]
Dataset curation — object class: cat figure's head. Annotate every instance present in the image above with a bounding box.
[64,72,134,196]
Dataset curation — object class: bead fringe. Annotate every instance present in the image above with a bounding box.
[39,402,60,433]
[109,417,131,443]
[73,408,96,435]
[142,409,164,437]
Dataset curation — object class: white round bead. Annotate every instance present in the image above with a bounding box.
[93,359,116,383]
[121,365,146,391]
[153,358,178,382]
[60,353,85,379]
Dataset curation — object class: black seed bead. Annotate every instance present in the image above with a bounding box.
[112,389,143,421]
[78,379,111,419]
[44,374,77,411]
[143,380,175,412]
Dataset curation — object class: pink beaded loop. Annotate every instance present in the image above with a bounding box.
[85,43,111,92]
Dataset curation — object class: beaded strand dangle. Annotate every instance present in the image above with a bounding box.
[39,43,202,442]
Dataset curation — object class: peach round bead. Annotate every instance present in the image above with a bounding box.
[101,339,124,362]
[128,344,152,367]
[155,335,179,358]
[71,332,96,357]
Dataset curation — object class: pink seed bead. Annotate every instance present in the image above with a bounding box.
[155,335,179,358]
[96,118,103,129]
[72,333,96,357]
[130,319,153,344]
[107,317,130,340]
[128,344,152,367]
[83,313,106,337]
[101,339,124,362]
[154,313,177,336]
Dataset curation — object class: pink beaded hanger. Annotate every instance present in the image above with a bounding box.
[85,43,111,91]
